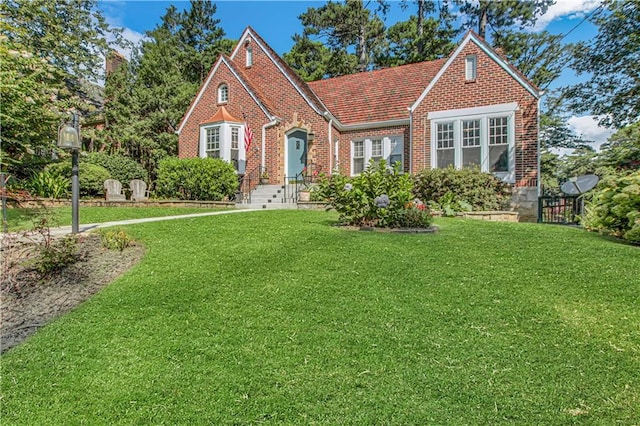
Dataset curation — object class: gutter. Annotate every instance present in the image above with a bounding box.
[262,119,280,170]
[324,111,334,171]
[408,107,413,173]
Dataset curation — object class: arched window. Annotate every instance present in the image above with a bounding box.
[218,84,228,103]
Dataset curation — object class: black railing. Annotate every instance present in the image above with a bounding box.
[237,165,267,204]
[538,195,583,224]
[282,163,323,203]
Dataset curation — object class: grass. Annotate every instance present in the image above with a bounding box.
[2,206,228,231]
[2,211,639,424]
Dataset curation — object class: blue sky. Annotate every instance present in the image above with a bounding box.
[98,0,614,145]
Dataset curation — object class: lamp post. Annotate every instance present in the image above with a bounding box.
[58,113,81,233]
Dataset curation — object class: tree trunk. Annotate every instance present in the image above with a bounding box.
[478,1,488,39]
[358,24,367,72]
[417,0,425,57]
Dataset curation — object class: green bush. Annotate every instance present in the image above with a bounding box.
[25,170,69,198]
[34,235,78,277]
[99,228,134,251]
[316,161,431,228]
[583,171,640,244]
[155,157,238,201]
[46,162,111,198]
[84,152,147,184]
[413,166,512,211]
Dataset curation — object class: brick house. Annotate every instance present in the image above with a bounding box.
[177,27,540,219]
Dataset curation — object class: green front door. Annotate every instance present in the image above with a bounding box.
[287,130,307,179]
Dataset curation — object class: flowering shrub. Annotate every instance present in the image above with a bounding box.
[315,161,432,228]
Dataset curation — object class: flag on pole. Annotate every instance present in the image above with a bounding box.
[244,123,253,152]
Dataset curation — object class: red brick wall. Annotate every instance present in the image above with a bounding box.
[412,40,538,186]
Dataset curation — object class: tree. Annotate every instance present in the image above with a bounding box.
[563,0,640,128]
[381,1,457,67]
[492,30,571,90]
[283,34,333,82]
[455,0,554,39]
[0,25,61,169]
[297,0,386,75]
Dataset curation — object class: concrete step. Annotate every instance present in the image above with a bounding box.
[240,203,298,210]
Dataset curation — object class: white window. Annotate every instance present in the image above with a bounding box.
[230,127,239,170]
[200,122,247,173]
[436,122,455,168]
[428,103,517,183]
[351,136,404,175]
[465,55,477,81]
[206,127,220,158]
[371,139,383,164]
[352,140,365,175]
[462,119,481,167]
[246,47,253,67]
[218,84,228,103]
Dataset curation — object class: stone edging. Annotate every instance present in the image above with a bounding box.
[338,225,439,234]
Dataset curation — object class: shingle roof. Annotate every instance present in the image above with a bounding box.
[308,59,446,125]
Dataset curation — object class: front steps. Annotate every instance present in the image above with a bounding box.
[236,184,297,210]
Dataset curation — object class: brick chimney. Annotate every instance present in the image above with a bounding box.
[105,51,126,75]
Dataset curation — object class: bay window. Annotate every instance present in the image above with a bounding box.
[200,122,246,173]
[429,103,516,183]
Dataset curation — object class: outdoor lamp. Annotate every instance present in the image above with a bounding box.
[308,132,315,143]
[57,113,81,233]
[58,124,80,149]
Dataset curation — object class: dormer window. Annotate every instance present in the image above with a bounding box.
[465,55,477,81]
[218,84,228,104]
[246,47,253,67]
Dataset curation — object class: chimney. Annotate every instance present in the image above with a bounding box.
[106,51,126,75]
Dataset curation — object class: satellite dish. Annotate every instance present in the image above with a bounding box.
[561,174,599,195]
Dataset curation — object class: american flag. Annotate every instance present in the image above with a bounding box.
[244,124,253,152]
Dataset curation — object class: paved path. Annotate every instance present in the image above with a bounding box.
[4,209,256,239]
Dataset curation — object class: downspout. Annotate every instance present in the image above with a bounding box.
[537,93,543,197]
[328,118,333,172]
[408,107,413,173]
[262,119,279,171]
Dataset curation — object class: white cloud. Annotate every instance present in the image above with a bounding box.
[567,115,615,150]
[100,3,146,59]
[534,0,602,30]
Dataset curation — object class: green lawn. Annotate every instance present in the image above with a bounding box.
[3,206,228,231]
[2,211,639,424]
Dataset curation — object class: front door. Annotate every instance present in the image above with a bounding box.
[287,130,307,179]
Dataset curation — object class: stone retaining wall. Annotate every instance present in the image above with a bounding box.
[10,198,235,209]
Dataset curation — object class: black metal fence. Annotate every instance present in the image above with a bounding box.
[537,195,583,224]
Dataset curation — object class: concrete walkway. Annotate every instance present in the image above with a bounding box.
[5,209,256,239]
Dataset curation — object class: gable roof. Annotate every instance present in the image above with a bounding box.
[308,59,445,125]
[231,27,328,115]
[177,55,274,134]
[410,31,540,111]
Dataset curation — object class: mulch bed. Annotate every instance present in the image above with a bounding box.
[1,233,145,354]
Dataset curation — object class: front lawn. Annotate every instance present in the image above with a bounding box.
[2,211,638,423]
[3,206,227,231]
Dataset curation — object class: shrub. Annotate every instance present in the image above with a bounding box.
[46,162,112,198]
[34,235,78,277]
[99,228,134,251]
[583,171,640,244]
[316,161,431,228]
[155,157,238,201]
[25,170,69,198]
[84,152,147,184]
[413,166,512,211]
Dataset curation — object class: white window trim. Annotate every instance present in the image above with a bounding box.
[200,122,246,173]
[429,104,516,183]
[217,84,228,104]
[350,135,404,176]
[465,55,477,81]
[246,47,253,67]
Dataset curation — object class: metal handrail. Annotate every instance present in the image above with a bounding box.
[237,164,267,204]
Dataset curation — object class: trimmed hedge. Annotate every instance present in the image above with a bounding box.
[413,166,512,211]
[84,152,147,184]
[46,162,111,198]
[583,171,640,244]
[155,157,238,201]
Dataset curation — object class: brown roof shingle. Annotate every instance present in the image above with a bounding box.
[308,59,446,125]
